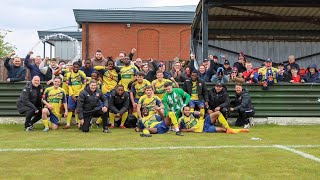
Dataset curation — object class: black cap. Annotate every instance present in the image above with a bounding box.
[215,82,223,87]
[278,62,284,66]
[203,59,209,62]
[224,60,230,65]
[265,58,272,63]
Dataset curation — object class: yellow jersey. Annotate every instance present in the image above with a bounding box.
[139,114,162,129]
[67,70,86,96]
[119,65,138,91]
[152,79,173,100]
[190,81,199,100]
[94,66,119,94]
[131,79,151,99]
[43,87,66,117]
[138,95,162,116]
[179,113,204,133]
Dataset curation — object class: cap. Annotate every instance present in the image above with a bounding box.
[215,82,223,87]
[232,67,238,72]
[203,59,209,62]
[278,62,284,66]
[224,60,230,65]
[265,58,272,63]
[158,62,164,67]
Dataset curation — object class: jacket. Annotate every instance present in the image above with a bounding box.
[208,86,230,110]
[303,64,320,83]
[182,78,209,102]
[108,90,130,115]
[24,55,45,81]
[243,69,259,83]
[16,82,44,113]
[233,62,246,73]
[77,86,108,119]
[258,67,282,83]
[144,61,158,82]
[233,88,254,111]
[4,57,26,82]
[190,59,215,82]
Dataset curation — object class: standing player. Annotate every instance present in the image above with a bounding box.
[64,62,87,129]
[162,82,190,136]
[152,70,178,100]
[118,56,139,92]
[41,77,68,132]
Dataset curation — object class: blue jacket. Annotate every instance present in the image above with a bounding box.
[80,66,95,77]
[24,55,45,81]
[303,64,320,83]
[190,59,214,82]
[4,57,26,82]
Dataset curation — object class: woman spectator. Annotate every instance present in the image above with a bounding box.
[301,64,320,83]
[181,67,191,80]
[230,67,245,84]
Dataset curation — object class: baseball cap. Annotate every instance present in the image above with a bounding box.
[203,59,209,62]
[232,67,238,72]
[224,60,230,65]
[215,82,223,87]
[265,58,272,63]
[278,62,284,66]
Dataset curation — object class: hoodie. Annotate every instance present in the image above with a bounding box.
[211,67,229,83]
[303,64,320,83]
[208,86,230,110]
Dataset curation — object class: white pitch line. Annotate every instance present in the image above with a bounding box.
[274,145,320,163]
[0,145,319,152]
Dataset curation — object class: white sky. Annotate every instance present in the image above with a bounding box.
[1,0,199,57]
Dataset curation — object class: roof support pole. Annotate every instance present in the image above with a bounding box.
[43,42,46,59]
[201,0,208,61]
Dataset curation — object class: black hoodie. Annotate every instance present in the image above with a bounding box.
[77,85,108,119]
[208,86,230,110]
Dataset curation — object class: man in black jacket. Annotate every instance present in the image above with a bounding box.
[182,70,208,116]
[208,83,230,118]
[230,84,255,128]
[4,52,26,82]
[77,80,110,133]
[16,76,44,131]
[109,85,130,128]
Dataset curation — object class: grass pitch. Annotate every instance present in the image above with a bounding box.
[0,124,319,179]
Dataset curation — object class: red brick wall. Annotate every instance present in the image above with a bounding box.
[82,23,191,61]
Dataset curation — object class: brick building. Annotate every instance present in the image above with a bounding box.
[73,6,195,61]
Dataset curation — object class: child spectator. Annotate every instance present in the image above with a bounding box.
[284,66,301,83]
[242,61,258,83]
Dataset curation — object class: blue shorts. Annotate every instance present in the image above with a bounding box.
[154,121,169,134]
[49,110,59,125]
[134,98,139,103]
[203,116,216,133]
[98,100,103,108]
[189,100,205,108]
[68,96,77,110]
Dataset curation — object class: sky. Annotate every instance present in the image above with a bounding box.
[1,0,199,57]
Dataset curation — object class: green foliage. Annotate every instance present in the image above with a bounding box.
[0,32,16,58]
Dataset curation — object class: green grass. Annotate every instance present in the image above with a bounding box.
[0,124,319,179]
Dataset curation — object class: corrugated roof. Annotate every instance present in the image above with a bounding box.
[73,5,196,25]
[37,31,82,41]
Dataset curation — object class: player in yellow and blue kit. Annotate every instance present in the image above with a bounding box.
[41,77,68,132]
[137,86,164,119]
[152,70,178,100]
[64,61,86,129]
[179,106,248,134]
[137,107,183,137]
[119,56,138,92]
[130,72,151,118]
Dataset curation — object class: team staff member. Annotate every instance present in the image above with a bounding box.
[17,76,44,131]
[77,80,110,133]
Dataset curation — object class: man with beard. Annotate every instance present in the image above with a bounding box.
[17,76,44,131]
[91,50,107,67]
[208,82,230,118]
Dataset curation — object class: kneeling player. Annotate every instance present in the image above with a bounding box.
[42,77,68,132]
[137,107,183,137]
[179,106,248,134]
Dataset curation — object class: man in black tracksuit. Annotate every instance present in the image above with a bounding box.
[208,83,230,118]
[108,85,130,127]
[16,76,44,131]
[77,80,110,133]
[230,84,255,128]
[182,71,208,114]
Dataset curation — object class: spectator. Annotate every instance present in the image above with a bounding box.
[207,83,230,118]
[208,55,223,73]
[230,84,255,129]
[233,53,246,73]
[4,52,26,82]
[211,67,229,83]
[258,58,282,89]
[181,67,191,80]
[190,55,215,82]
[16,76,44,131]
[115,48,136,67]
[285,55,300,74]
[277,63,286,82]
[141,58,158,82]
[182,70,209,116]
[284,66,301,83]
[24,51,45,81]
[170,61,185,82]
[91,50,107,67]
[80,59,95,77]
[223,59,232,77]
[230,67,245,84]
[39,57,59,85]
[109,85,130,129]
[133,57,143,71]
[243,61,258,83]
[301,64,320,83]
[180,60,188,69]
[77,79,110,133]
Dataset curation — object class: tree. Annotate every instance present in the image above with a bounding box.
[0,32,16,58]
